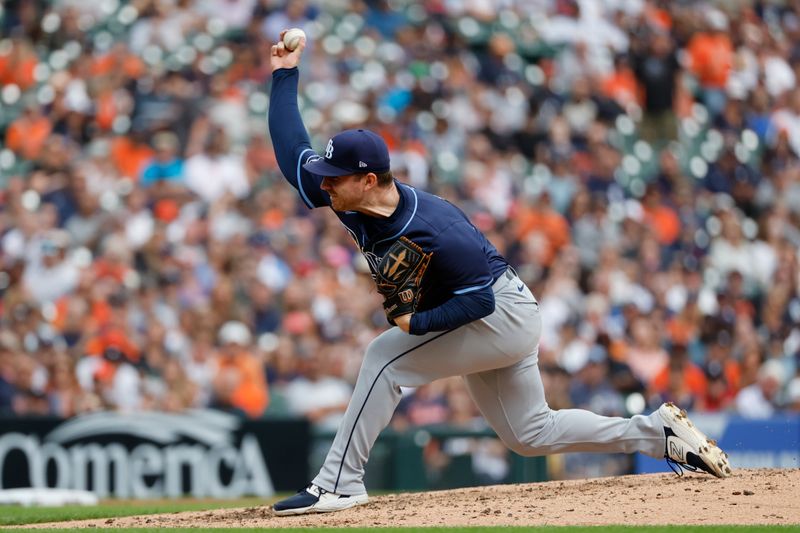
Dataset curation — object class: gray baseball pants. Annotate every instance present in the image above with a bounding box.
[313,269,666,495]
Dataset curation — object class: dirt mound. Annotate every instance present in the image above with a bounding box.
[22,468,800,528]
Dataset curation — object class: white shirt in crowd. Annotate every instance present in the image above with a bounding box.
[284,376,352,432]
[22,256,80,304]
[184,153,250,203]
[735,383,776,419]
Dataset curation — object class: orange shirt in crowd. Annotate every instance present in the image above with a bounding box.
[6,114,52,161]
[515,205,571,267]
[93,258,130,283]
[645,6,672,32]
[0,47,37,90]
[260,208,286,230]
[111,136,154,180]
[89,300,113,330]
[217,350,270,418]
[95,90,118,131]
[651,362,708,397]
[85,328,140,363]
[719,359,742,392]
[602,68,642,108]
[665,315,699,346]
[91,49,144,79]
[643,204,681,246]
[687,32,733,89]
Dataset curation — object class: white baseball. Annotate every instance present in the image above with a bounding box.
[283,28,306,52]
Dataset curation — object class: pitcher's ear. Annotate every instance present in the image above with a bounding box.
[364,172,378,189]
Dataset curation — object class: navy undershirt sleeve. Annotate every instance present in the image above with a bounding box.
[409,220,496,334]
[409,287,495,335]
[268,68,329,208]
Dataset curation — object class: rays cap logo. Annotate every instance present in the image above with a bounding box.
[304,129,390,177]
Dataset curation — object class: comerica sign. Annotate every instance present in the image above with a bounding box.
[0,410,308,499]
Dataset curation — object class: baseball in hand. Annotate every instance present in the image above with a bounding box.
[283,28,306,51]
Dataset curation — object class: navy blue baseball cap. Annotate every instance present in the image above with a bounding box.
[303,129,390,177]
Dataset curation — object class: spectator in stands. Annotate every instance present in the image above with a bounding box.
[649,345,707,410]
[699,362,736,412]
[140,131,185,189]
[184,127,250,203]
[625,316,668,386]
[686,8,733,118]
[284,351,351,432]
[514,191,571,270]
[47,354,83,418]
[211,320,269,418]
[64,176,108,248]
[80,343,142,413]
[22,230,80,304]
[0,37,37,90]
[111,131,154,182]
[602,53,641,115]
[5,100,52,162]
[736,359,786,419]
[771,88,800,158]
[632,29,680,143]
[263,334,300,387]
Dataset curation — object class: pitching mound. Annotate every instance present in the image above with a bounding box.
[24,468,800,528]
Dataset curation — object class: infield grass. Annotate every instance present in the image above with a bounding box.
[0,498,267,526]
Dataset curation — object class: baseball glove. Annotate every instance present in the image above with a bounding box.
[375,237,432,323]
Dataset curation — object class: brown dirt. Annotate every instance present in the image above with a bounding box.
[20,468,800,528]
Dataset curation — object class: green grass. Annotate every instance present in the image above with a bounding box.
[0,497,270,526]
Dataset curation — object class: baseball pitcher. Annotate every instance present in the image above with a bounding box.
[267,31,731,516]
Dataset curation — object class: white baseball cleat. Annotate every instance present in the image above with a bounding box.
[273,483,368,515]
[659,402,732,478]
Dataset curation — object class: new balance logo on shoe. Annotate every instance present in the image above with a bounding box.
[668,439,686,463]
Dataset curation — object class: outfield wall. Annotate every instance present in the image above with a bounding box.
[0,410,310,498]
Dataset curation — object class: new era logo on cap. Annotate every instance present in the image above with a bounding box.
[303,129,390,177]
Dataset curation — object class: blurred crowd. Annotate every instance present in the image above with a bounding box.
[1,0,800,480]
